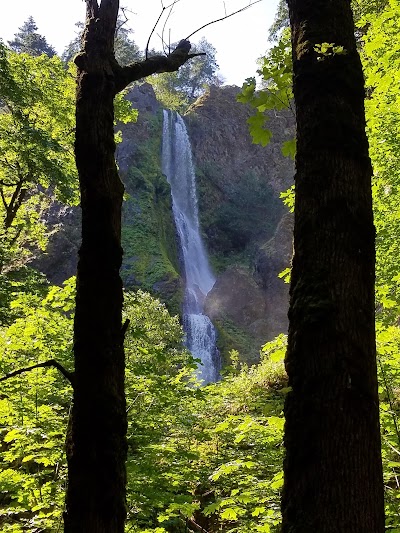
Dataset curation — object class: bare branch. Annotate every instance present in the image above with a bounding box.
[182,516,210,533]
[161,0,178,55]
[0,359,74,387]
[0,187,8,211]
[145,0,182,59]
[185,0,262,40]
[4,176,26,229]
[156,32,169,55]
[115,39,204,93]
[116,7,129,34]
[121,318,130,339]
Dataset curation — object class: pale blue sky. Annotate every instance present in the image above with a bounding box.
[0,0,278,86]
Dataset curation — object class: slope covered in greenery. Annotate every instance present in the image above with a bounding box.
[2,0,400,530]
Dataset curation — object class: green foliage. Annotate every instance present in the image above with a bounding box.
[212,172,284,253]
[279,184,295,213]
[313,42,347,61]
[0,44,136,259]
[360,0,400,322]
[0,279,75,531]
[8,17,56,58]
[352,0,389,26]
[0,266,48,327]
[123,291,201,530]
[281,139,296,159]
[148,38,220,112]
[0,284,197,532]
[0,43,136,322]
[197,164,284,257]
[0,275,289,533]
[374,323,400,529]
[237,30,294,153]
[215,317,263,368]
[148,72,190,113]
[62,19,142,65]
[121,114,180,306]
[0,47,78,322]
[3,2,400,530]
[193,335,287,533]
[2,285,400,532]
[267,0,388,43]
[268,0,289,42]
[0,50,77,262]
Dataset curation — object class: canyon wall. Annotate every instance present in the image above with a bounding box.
[32,82,295,364]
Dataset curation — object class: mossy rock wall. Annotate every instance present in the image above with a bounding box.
[33,83,295,365]
[117,86,183,316]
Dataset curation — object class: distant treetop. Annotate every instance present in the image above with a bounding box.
[62,18,142,65]
[8,16,56,58]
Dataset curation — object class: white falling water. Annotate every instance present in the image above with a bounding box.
[162,109,219,383]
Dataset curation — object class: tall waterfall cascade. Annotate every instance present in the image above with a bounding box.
[162,109,220,383]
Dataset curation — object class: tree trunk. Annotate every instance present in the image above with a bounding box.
[63,1,199,531]
[281,1,385,532]
[64,3,127,532]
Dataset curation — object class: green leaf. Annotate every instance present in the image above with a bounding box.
[22,454,35,463]
[255,525,271,532]
[203,501,221,516]
[247,113,273,147]
[281,138,296,159]
[220,507,238,520]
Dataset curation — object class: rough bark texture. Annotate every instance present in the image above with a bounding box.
[64,1,198,532]
[281,0,385,532]
[63,2,127,532]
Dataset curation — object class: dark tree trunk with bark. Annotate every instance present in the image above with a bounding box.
[63,1,200,532]
[63,2,127,532]
[282,1,384,532]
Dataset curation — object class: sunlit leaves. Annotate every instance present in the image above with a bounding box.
[313,42,347,61]
[0,50,78,281]
[360,0,400,322]
[237,29,295,157]
[247,112,273,147]
[0,279,74,531]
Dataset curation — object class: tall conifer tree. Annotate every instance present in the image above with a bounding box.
[8,17,56,57]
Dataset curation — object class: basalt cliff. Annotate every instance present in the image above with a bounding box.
[32,83,295,364]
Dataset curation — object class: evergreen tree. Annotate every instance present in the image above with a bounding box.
[281,0,385,531]
[8,16,56,57]
[268,0,289,41]
[62,19,141,65]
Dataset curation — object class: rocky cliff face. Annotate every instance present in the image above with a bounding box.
[186,85,294,194]
[185,85,294,362]
[32,82,295,364]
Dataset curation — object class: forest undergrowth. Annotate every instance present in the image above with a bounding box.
[2,0,400,530]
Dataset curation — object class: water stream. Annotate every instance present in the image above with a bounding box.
[162,110,219,383]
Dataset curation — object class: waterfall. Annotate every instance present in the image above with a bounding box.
[162,109,219,383]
